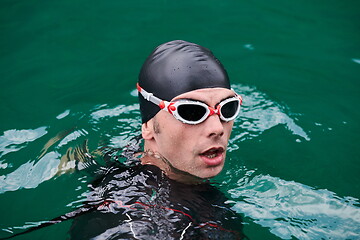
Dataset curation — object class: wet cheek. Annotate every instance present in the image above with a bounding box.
[162,131,184,153]
[225,123,234,136]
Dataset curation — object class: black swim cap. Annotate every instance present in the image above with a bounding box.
[138,40,231,123]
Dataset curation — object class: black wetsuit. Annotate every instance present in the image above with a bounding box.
[69,163,245,240]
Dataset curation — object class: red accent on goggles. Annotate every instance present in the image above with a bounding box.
[137,83,242,125]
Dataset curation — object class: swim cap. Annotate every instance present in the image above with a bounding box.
[138,40,231,123]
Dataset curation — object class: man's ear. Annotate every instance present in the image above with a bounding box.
[142,120,154,140]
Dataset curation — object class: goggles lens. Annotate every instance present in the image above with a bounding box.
[177,103,207,122]
[220,99,239,119]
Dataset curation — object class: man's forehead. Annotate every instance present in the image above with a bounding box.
[172,87,234,103]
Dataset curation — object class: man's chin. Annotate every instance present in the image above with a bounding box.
[195,165,224,180]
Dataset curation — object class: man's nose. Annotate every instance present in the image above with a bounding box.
[205,114,224,138]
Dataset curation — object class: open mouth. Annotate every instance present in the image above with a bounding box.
[200,147,224,159]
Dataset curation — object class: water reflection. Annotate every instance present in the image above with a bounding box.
[0,151,60,194]
[228,84,309,153]
[0,127,47,158]
[233,84,309,140]
[227,168,360,239]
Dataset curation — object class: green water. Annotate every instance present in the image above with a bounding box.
[1,0,360,239]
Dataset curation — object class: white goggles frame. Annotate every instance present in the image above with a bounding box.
[137,83,242,125]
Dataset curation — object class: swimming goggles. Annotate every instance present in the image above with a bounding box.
[137,83,242,125]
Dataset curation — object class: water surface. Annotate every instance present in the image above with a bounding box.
[1,0,360,239]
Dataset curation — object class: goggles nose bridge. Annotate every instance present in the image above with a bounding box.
[159,101,176,113]
[208,105,221,116]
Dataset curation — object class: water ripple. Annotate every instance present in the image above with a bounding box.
[90,104,139,121]
[0,127,47,158]
[228,170,360,239]
[233,84,309,140]
[0,151,60,194]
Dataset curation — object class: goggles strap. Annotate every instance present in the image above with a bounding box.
[137,83,163,106]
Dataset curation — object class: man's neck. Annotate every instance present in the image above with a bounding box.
[140,151,206,185]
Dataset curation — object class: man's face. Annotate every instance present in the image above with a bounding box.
[143,88,235,179]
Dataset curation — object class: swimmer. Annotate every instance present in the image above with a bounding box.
[137,40,242,184]
[68,40,246,239]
